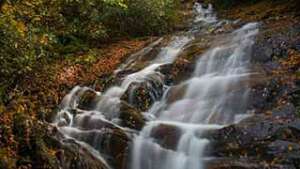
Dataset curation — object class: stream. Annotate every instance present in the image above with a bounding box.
[53,3,259,169]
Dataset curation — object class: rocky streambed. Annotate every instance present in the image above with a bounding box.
[43,2,300,169]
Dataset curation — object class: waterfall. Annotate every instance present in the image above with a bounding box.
[130,8,258,169]
[54,2,214,129]
[53,3,259,169]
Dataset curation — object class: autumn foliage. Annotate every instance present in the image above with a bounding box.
[0,0,180,103]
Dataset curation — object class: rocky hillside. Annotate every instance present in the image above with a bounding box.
[1,0,300,169]
[204,0,300,168]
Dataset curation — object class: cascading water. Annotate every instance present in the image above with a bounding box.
[53,3,259,169]
[54,3,212,131]
[130,8,259,169]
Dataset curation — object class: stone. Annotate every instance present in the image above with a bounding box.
[207,114,300,168]
[119,101,146,130]
[150,124,182,150]
[58,126,130,169]
[121,74,165,111]
[77,89,100,110]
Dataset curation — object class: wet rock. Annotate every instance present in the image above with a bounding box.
[158,37,209,84]
[170,58,196,83]
[56,139,110,169]
[65,100,145,131]
[150,124,182,150]
[252,41,273,63]
[267,140,300,155]
[252,35,287,63]
[57,110,72,127]
[206,157,296,169]
[248,78,282,111]
[119,101,146,130]
[157,58,195,85]
[263,61,281,72]
[290,87,300,108]
[157,63,174,85]
[121,74,165,111]
[294,43,300,52]
[206,158,264,169]
[165,83,187,104]
[77,89,100,110]
[73,113,118,130]
[60,126,130,169]
[271,103,297,118]
[207,113,300,168]
[266,140,300,167]
[47,126,110,169]
[116,37,168,78]
[167,39,208,83]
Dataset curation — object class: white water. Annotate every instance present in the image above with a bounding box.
[53,3,258,169]
[130,5,259,169]
[54,3,211,127]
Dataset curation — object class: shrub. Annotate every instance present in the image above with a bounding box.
[204,0,262,9]
[0,0,180,103]
[102,0,180,36]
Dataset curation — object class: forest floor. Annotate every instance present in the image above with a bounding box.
[0,37,156,168]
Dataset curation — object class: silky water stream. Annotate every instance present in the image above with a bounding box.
[53,3,259,169]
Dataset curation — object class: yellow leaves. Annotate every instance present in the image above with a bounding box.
[32,16,42,22]
[16,104,26,113]
[40,34,49,45]
[24,1,37,7]
[47,148,57,157]
[265,110,273,116]
[0,104,5,113]
[15,21,27,37]
[8,19,28,37]
[1,4,14,14]
[103,0,128,9]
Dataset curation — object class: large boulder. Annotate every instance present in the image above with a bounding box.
[54,139,110,169]
[121,74,165,111]
[30,125,112,169]
[58,126,130,169]
[251,22,300,63]
[206,106,300,168]
[150,123,182,150]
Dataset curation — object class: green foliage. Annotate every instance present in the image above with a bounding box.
[205,0,261,9]
[102,0,180,36]
[0,0,180,103]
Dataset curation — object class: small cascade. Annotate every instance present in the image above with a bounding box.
[53,3,259,169]
[131,121,222,169]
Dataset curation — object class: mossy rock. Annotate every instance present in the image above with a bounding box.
[77,89,100,110]
[119,101,146,130]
